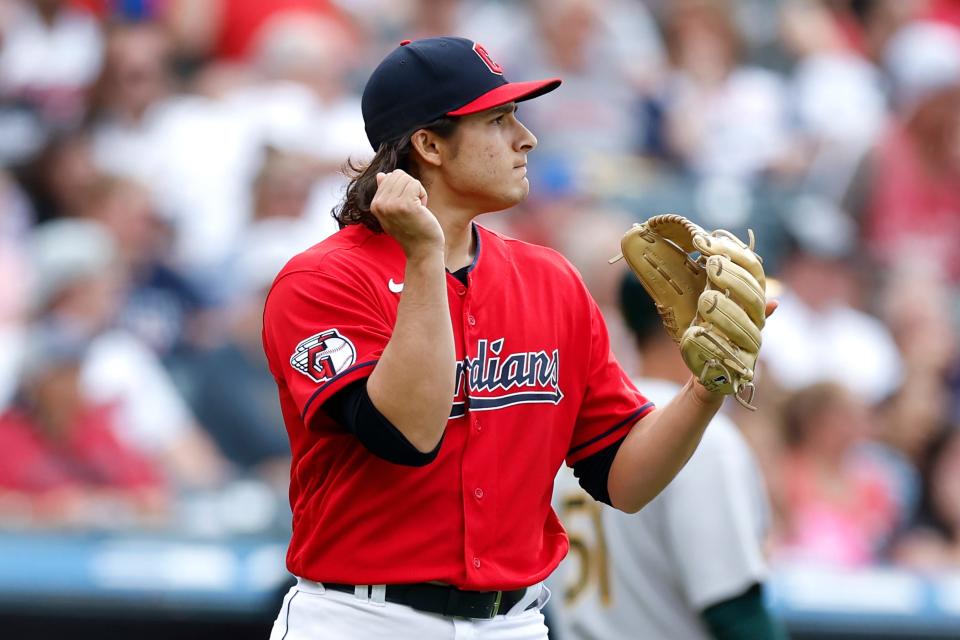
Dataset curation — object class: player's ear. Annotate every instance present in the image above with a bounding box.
[409,129,443,168]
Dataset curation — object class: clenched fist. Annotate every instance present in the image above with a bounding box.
[371,170,445,257]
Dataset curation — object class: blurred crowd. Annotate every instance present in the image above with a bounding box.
[0,0,959,577]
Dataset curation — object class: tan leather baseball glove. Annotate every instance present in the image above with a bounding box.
[611,214,767,410]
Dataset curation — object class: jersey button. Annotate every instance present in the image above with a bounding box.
[473,557,481,569]
[475,420,482,432]
[474,488,484,499]
[467,314,476,326]
[456,285,466,296]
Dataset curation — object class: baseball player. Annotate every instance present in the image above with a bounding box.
[549,271,787,640]
[261,37,774,640]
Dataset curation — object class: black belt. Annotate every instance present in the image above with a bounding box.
[324,582,536,619]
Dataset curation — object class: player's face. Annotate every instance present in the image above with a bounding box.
[440,103,538,213]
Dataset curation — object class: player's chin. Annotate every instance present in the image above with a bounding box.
[505,179,530,204]
[479,183,528,213]
[499,190,528,211]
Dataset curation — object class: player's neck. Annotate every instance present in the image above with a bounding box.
[432,205,477,272]
[442,219,476,272]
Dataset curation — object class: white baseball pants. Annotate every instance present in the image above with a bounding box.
[269,577,551,639]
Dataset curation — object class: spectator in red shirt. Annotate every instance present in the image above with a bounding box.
[163,0,355,62]
[0,327,168,528]
[865,84,960,282]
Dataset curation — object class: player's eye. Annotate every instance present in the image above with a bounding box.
[492,115,504,125]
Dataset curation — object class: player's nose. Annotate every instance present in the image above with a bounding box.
[516,121,537,152]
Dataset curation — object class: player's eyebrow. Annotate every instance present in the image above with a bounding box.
[487,103,518,117]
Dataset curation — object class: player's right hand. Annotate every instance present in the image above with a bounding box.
[371,170,445,257]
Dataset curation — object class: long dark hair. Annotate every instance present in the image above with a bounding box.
[912,424,960,543]
[333,117,460,232]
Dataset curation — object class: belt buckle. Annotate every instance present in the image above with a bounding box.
[490,590,503,617]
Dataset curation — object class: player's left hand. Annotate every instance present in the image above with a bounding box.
[614,215,771,410]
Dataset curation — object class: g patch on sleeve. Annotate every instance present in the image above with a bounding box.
[290,329,357,383]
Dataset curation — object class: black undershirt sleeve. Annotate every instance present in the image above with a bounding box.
[327,378,628,485]
[325,379,443,467]
[321,265,468,467]
[571,437,626,506]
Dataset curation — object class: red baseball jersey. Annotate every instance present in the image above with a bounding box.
[262,223,653,590]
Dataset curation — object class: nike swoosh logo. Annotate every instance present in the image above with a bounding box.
[388,278,404,293]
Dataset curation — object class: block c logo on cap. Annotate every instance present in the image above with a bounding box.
[473,42,503,75]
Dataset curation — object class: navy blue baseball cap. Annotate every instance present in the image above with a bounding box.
[361,36,561,151]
